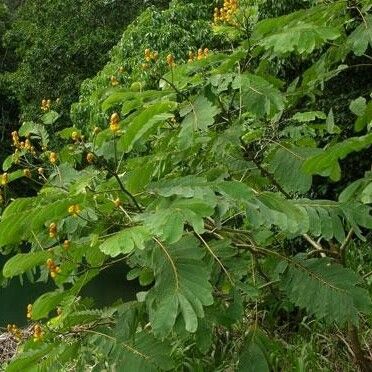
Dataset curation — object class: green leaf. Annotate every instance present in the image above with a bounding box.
[258,22,340,56]
[18,121,49,149]
[349,97,366,117]
[326,108,339,134]
[267,146,319,193]
[32,291,66,320]
[0,195,83,247]
[100,226,151,257]
[348,15,372,56]
[151,295,179,337]
[280,257,372,325]
[238,330,270,372]
[353,99,372,132]
[149,175,216,205]
[302,133,372,180]
[180,95,220,133]
[339,173,372,204]
[215,180,255,203]
[101,88,173,112]
[118,101,177,153]
[41,110,60,125]
[147,236,213,337]
[115,331,175,371]
[2,154,14,171]
[57,127,81,139]
[141,197,215,244]
[233,73,284,118]
[292,111,326,122]
[3,251,50,278]
[6,344,55,372]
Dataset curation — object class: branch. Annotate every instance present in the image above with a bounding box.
[303,234,326,258]
[340,228,354,264]
[245,147,327,255]
[107,169,143,212]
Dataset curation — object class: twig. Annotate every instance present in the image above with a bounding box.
[107,169,142,212]
[340,228,354,264]
[195,232,234,285]
[303,234,326,258]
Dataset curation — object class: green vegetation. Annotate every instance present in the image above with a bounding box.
[2,0,170,121]
[0,0,371,371]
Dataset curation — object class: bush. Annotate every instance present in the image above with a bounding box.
[1,0,372,370]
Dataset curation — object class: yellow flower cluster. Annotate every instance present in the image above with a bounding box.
[41,99,51,112]
[68,204,81,216]
[26,304,33,319]
[188,48,209,63]
[111,75,119,87]
[1,173,9,186]
[33,324,44,342]
[166,54,175,67]
[145,48,159,62]
[110,112,120,133]
[49,222,57,238]
[46,258,61,278]
[11,131,36,155]
[142,48,158,70]
[7,324,22,341]
[213,0,238,23]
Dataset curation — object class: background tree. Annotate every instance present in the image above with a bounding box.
[3,0,170,121]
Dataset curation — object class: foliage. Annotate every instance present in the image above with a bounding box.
[0,0,18,170]
[70,0,221,131]
[2,0,170,121]
[1,0,372,370]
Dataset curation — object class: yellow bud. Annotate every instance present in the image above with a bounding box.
[166,54,175,67]
[23,169,32,178]
[49,152,58,165]
[71,131,79,141]
[49,223,57,238]
[111,75,119,86]
[110,122,120,133]
[110,112,120,125]
[1,173,9,185]
[86,152,94,164]
[114,198,122,208]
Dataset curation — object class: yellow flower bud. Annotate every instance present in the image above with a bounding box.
[86,152,94,164]
[49,152,58,165]
[23,168,32,178]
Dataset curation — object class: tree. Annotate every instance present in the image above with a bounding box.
[3,0,170,121]
[1,0,371,370]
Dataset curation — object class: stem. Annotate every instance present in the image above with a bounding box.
[107,169,142,212]
[348,325,372,372]
[340,228,354,265]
